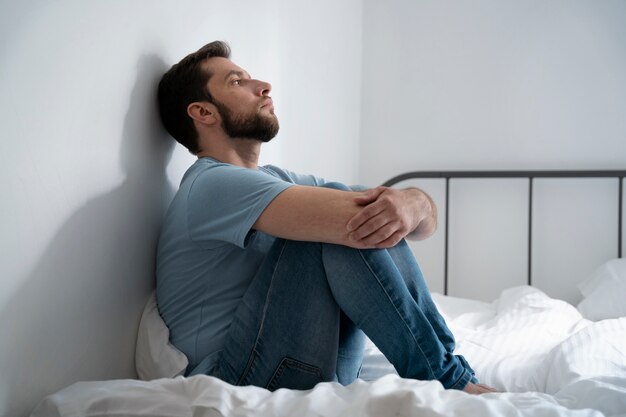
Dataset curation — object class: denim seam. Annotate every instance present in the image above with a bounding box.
[267,357,322,391]
[237,348,259,386]
[449,368,472,390]
[356,249,436,380]
[236,240,288,386]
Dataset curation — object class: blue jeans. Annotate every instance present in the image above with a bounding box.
[210,236,476,391]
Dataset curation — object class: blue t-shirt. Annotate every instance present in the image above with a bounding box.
[156,157,327,375]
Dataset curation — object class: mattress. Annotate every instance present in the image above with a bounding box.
[30,284,626,417]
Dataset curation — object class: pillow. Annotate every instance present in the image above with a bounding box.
[576,258,626,321]
[135,291,188,380]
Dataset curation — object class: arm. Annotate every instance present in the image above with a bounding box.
[252,186,379,249]
[252,185,436,249]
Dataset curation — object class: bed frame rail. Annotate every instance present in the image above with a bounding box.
[383,170,626,295]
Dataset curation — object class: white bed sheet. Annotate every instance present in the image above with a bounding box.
[31,286,626,417]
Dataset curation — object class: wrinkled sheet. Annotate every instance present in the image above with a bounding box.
[31,374,606,417]
[31,287,626,417]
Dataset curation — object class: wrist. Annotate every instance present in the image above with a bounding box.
[406,187,437,240]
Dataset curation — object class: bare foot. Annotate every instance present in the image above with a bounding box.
[462,382,500,395]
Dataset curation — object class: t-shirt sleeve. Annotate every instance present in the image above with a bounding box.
[263,165,327,186]
[263,165,369,190]
[186,164,294,249]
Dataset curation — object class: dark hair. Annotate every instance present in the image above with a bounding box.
[157,41,231,154]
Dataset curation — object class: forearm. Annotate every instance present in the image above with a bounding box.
[253,186,376,249]
[254,183,438,249]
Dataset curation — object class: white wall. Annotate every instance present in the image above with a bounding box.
[360,0,626,184]
[0,1,362,416]
[359,0,626,302]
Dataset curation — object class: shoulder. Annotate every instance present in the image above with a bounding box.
[261,164,326,186]
[184,160,295,201]
[185,158,269,187]
[260,164,295,182]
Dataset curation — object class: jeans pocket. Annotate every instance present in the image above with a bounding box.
[267,357,323,391]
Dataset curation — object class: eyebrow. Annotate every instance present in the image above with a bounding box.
[223,70,250,82]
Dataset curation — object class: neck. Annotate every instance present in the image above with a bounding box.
[196,136,262,169]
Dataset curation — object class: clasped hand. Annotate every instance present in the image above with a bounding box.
[346,186,433,249]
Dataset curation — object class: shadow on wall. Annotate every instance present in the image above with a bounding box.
[0,54,175,417]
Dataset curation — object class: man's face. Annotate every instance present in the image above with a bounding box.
[203,57,279,142]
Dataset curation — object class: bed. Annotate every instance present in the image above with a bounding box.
[30,170,626,417]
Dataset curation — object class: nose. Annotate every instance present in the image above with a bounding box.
[255,79,272,96]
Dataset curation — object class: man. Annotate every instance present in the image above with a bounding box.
[156,40,495,394]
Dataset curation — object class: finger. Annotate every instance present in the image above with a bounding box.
[354,221,398,246]
[362,218,411,247]
[349,212,390,241]
[347,201,386,232]
[349,191,405,233]
[353,187,386,206]
[375,231,404,249]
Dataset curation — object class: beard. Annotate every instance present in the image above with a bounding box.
[212,99,279,142]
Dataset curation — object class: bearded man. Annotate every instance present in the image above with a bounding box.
[155,41,495,394]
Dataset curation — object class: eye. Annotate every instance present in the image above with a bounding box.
[232,79,242,86]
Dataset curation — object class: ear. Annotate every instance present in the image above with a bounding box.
[187,102,218,126]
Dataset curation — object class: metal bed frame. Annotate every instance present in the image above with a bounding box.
[383,170,626,295]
